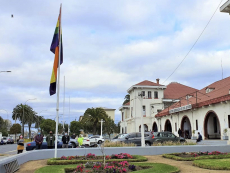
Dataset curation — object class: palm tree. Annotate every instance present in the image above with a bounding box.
[12,104,35,137]
[82,107,108,135]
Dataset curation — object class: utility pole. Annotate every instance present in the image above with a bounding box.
[100,119,105,137]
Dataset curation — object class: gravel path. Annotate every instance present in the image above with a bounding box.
[16,155,230,173]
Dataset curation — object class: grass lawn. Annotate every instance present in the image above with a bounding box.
[35,162,179,173]
[193,158,230,170]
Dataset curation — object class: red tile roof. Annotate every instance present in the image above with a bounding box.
[164,82,198,99]
[123,101,130,106]
[156,76,230,117]
[135,80,163,86]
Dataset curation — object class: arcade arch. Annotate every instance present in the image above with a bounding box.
[164,119,172,132]
[204,111,221,139]
[152,122,158,132]
[180,116,192,139]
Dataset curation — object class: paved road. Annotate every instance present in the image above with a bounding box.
[0,144,18,155]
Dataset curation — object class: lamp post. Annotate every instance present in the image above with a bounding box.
[220,1,230,145]
[99,119,105,137]
[0,71,11,73]
[136,92,145,147]
[37,110,47,130]
[0,109,8,120]
[23,98,36,137]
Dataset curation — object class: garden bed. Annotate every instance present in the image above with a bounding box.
[47,153,147,165]
[193,158,230,170]
[163,151,230,161]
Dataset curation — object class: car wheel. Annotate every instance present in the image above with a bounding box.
[70,143,76,148]
[98,140,102,144]
[145,142,151,146]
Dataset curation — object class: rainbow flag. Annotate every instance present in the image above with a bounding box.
[49,7,63,96]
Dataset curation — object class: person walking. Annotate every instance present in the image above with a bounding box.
[17,135,24,154]
[46,131,55,149]
[35,131,43,149]
[62,132,70,148]
[77,134,84,147]
[178,128,182,137]
[196,132,203,143]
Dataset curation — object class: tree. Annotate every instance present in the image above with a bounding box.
[104,117,116,139]
[82,107,108,135]
[70,121,83,136]
[12,104,36,137]
[40,119,56,135]
[58,123,68,134]
[0,116,8,136]
[123,94,130,105]
[9,124,21,142]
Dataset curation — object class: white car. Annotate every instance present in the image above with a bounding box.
[83,135,104,146]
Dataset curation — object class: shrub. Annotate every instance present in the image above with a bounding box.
[103,141,136,147]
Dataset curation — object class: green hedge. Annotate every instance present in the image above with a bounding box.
[193,159,230,170]
[47,155,147,165]
[162,153,230,161]
[36,162,180,173]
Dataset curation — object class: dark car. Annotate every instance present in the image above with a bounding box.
[6,137,14,144]
[111,132,154,146]
[151,131,185,143]
[26,137,65,151]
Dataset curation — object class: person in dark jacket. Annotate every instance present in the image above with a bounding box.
[46,131,55,149]
[62,132,69,148]
[196,132,202,142]
[35,131,43,149]
[178,128,182,137]
[71,133,76,139]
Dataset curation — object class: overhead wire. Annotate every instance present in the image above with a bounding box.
[162,0,224,84]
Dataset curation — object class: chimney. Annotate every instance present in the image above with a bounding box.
[156,78,160,84]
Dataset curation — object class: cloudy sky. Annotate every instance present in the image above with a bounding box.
[0,0,230,125]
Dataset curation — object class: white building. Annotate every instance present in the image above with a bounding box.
[155,76,230,140]
[119,79,197,134]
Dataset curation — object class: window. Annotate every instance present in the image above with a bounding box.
[131,107,133,117]
[154,91,158,99]
[175,123,177,132]
[142,106,146,111]
[228,115,230,128]
[142,106,146,116]
[196,120,198,130]
[148,91,151,98]
[213,117,217,133]
[122,112,124,121]
[141,91,145,96]
[128,133,136,138]
[136,133,141,137]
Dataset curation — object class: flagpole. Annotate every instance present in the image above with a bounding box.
[55,3,62,158]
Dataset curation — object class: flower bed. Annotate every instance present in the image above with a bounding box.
[65,161,152,173]
[163,151,230,161]
[48,153,147,165]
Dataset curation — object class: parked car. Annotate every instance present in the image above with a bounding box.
[113,134,127,140]
[151,131,186,143]
[2,137,8,144]
[26,137,70,151]
[58,135,79,148]
[6,137,14,144]
[0,138,6,145]
[111,131,185,146]
[83,135,104,147]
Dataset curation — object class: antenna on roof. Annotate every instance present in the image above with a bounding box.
[221,58,223,79]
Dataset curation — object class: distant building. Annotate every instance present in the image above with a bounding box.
[98,107,116,121]
[119,79,197,134]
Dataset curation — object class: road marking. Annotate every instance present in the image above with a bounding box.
[4,150,17,153]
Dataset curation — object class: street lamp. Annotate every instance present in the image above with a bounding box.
[0,109,8,120]
[99,119,105,137]
[136,92,145,147]
[23,98,36,137]
[37,110,47,130]
[0,71,11,73]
